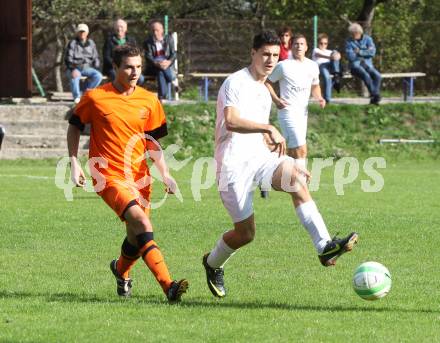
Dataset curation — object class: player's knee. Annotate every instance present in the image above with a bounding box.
[128,216,152,233]
[281,164,301,189]
[239,230,255,244]
[138,217,152,232]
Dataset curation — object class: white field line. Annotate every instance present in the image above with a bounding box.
[0,174,53,180]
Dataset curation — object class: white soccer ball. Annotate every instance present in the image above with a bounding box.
[352,261,391,301]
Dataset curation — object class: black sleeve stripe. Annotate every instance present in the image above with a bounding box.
[68,114,85,131]
[145,122,168,140]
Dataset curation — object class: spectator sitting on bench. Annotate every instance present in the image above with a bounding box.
[345,23,382,105]
[312,33,342,103]
[143,20,177,100]
[103,19,144,85]
[278,26,293,61]
[65,23,102,104]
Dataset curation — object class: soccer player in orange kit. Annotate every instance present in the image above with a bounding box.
[67,44,188,303]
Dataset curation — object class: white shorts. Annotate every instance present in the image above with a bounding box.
[219,153,292,223]
[278,109,308,149]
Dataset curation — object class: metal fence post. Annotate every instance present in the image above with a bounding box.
[32,67,45,97]
[313,15,318,50]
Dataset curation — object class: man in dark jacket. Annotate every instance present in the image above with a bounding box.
[143,20,177,100]
[65,23,102,104]
[103,19,144,85]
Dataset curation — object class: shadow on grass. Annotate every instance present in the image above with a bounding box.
[0,290,438,315]
[0,290,161,305]
[179,299,440,315]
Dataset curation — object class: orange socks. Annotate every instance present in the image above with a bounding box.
[116,238,140,280]
[137,232,173,293]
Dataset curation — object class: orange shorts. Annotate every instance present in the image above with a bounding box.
[98,179,151,221]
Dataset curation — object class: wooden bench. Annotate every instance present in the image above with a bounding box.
[142,74,184,101]
[341,72,426,102]
[190,72,426,102]
[80,75,108,80]
[189,73,229,102]
[49,76,109,101]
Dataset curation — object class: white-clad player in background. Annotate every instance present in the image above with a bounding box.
[265,33,325,168]
[202,31,358,299]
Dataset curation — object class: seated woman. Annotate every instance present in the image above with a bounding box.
[312,33,342,103]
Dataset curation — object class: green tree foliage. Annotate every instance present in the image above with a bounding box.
[374,0,422,72]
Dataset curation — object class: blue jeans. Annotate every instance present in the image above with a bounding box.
[156,67,175,99]
[319,60,341,102]
[350,63,381,97]
[107,69,145,85]
[68,68,103,99]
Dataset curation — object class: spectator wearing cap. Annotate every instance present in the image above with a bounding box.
[65,23,102,104]
[345,23,382,105]
[103,19,144,85]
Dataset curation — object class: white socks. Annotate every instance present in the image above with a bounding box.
[207,201,329,267]
[295,201,331,254]
[207,236,237,268]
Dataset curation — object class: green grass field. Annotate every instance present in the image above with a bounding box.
[1,158,440,342]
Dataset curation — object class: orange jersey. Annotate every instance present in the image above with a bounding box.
[70,83,167,185]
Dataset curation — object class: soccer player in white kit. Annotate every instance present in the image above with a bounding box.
[266,34,326,164]
[202,31,358,298]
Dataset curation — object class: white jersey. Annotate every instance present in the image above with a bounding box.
[268,58,319,115]
[312,47,332,65]
[215,67,272,182]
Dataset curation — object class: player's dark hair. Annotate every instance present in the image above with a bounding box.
[112,44,141,67]
[252,31,280,50]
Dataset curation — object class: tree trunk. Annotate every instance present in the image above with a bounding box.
[253,0,266,30]
[54,25,64,92]
[357,0,388,34]
[259,14,266,31]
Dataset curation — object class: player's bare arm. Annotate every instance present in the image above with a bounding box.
[311,84,326,108]
[67,123,86,187]
[145,139,177,194]
[224,106,286,156]
[264,80,289,109]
